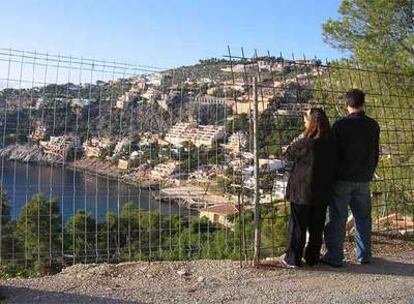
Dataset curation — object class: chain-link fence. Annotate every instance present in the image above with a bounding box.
[0,47,412,275]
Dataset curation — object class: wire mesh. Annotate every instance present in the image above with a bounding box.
[0,47,412,274]
[225,47,414,260]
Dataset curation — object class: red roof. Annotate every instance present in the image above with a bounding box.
[200,204,239,215]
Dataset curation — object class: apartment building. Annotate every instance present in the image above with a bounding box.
[192,95,229,106]
[164,122,226,148]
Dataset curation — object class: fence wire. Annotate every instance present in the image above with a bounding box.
[0,47,412,274]
[225,47,414,261]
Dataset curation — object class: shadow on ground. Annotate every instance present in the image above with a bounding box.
[0,286,140,304]
[260,257,414,277]
[306,257,414,277]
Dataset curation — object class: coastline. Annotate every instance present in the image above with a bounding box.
[67,157,159,189]
[0,144,231,211]
[0,144,159,189]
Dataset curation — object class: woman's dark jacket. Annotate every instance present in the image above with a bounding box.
[284,136,337,205]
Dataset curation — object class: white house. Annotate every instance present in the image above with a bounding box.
[142,87,160,102]
[113,138,130,155]
[147,73,162,86]
[259,159,285,173]
[242,159,285,176]
[272,176,289,200]
[71,98,95,108]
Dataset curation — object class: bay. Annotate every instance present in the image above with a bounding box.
[0,160,183,221]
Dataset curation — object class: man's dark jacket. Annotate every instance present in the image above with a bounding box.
[284,137,337,205]
[333,111,380,182]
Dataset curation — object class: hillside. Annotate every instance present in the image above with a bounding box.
[0,56,318,143]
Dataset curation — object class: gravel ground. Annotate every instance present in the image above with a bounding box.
[1,236,413,304]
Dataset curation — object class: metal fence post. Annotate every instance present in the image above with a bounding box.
[253,77,261,266]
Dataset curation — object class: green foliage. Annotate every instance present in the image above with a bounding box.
[323,0,414,74]
[318,0,414,217]
[178,141,225,172]
[99,143,115,160]
[16,194,62,270]
[0,262,39,279]
[198,58,230,65]
[0,185,12,260]
[226,113,250,134]
[65,210,97,263]
[233,205,288,259]
[3,189,288,277]
[0,185,11,227]
[314,61,414,216]
[130,143,163,168]
[192,103,232,125]
[258,109,302,158]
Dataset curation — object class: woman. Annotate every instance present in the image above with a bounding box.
[280,108,337,268]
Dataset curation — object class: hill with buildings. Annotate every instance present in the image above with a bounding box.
[0,55,321,168]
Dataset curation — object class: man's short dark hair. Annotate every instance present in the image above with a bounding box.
[344,89,365,108]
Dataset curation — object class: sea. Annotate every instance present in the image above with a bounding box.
[0,160,182,222]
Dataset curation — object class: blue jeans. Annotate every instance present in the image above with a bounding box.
[324,181,372,265]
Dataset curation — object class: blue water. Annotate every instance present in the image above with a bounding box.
[0,160,180,222]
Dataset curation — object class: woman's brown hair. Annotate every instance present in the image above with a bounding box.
[303,108,331,139]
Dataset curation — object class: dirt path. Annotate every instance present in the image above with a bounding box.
[1,237,413,304]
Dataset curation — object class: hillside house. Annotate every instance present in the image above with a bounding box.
[29,121,47,141]
[272,176,288,200]
[113,138,130,156]
[151,161,180,179]
[147,73,162,86]
[222,131,248,152]
[195,125,226,147]
[199,204,239,228]
[192,95,229,106]
[139,132,160,146]
[118,159,129,170]
[259,158,285,173]
[71,98,96,108]
[131,77,147,91]
[242,159,285,176]
[40,135,82,160]
[116,91,136,110]
[83,137,112,158]
[142,87,160,102]
[156,94,173,111]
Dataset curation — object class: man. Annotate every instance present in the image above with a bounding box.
[323,89,380,267]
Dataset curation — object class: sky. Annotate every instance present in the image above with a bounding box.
[0,0,345,69]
